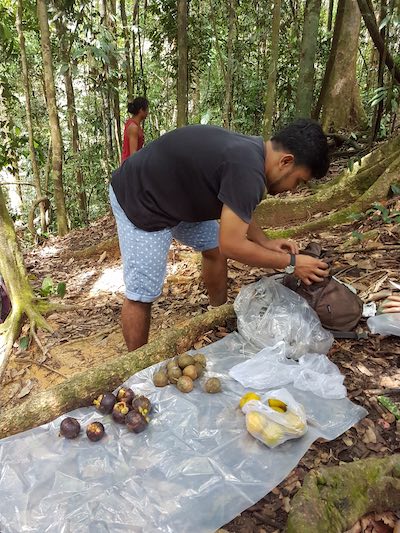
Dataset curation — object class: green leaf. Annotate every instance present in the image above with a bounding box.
[57,282,66,298]
[41,276,54,296]
[19,336,29,351]
[391,183,400,196]
[351,231,363,241]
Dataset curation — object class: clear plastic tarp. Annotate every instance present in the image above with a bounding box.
[0,278,367,533]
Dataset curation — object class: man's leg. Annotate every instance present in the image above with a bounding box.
[172,220,227,307]
[122,299,152,351]
[201,247,227,306]
[109,184,172,351]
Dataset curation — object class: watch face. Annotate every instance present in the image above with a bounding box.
[285,265,295,274]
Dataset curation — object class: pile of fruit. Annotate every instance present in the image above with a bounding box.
[59,387,152,442]
[153,353,222,394]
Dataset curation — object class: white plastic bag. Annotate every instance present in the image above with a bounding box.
[234,277,333,359]
[367,313,400,336]
[242,388,307,448]
[229,347,347,399]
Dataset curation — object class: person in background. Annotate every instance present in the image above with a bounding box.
[121,96,149,162]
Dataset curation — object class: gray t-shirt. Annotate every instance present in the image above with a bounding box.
[111,125,266,231]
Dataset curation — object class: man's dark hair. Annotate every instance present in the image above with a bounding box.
[271,118,329,178]
[128,97,149,115]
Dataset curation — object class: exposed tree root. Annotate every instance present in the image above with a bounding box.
[0,303,235,439]
[264,152,400,239]
[66,236,119,259]
[287,454,400,533]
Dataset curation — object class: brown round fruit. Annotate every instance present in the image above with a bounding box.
[204,377,222,393]
[183,365,198,380]
[153,371,169,387]
[60,417,81,439]
[86,421,105,442]
[178,353,195,369]
[167,366,182,384]
[117,387,135,405]
[176,375,194,393]
[126,411,148,433]
[112,401,130,424]
[193,353,207,367]
[167,359,178,371]
[132,396,152,415]
[194,362,204,378]
[93,392,116,415]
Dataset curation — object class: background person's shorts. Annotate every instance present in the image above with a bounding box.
[109,185,220,302]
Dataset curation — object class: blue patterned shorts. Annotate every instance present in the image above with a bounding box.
[109,185,219,302]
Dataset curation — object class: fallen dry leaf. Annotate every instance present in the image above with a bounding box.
[17,379,34,398]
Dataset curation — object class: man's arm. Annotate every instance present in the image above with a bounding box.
[247,217,299,254]
[219,205,328,285]
[127,123,139,155]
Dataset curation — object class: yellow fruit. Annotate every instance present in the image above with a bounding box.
[246,411,267,434]
[261,421,285,447]
[285,412,306,432]
[268,398,287,412]
[239,392,261,409]
[270,406,286,414]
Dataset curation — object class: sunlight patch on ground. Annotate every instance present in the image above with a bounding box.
[89,266,124,296]
[36,245,62,259]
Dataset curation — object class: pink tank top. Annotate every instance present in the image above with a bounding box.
[122,118,144,161]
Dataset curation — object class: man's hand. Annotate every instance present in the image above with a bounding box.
[264,238,299,255]
[294,254,329,286]
[381,294,400,313]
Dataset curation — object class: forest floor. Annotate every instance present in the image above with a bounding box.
[2,182,400,532]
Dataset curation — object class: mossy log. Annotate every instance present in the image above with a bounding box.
[264,152,400,239]
[0,303,235,439]
[286,454,400,533]
[255,135,400,228]
[67,236,119,259]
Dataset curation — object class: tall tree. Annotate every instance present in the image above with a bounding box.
[55,13,88,225]
[177,0,188,127]
[295,0,322,117]
[318,0,366,131]
[36,0,68,236]
[121,0,133,101]
[15,0,47,232]
[263,0,281,138]
[223,0,237,129]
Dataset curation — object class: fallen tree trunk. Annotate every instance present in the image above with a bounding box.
[264,151,400,239]
[287,454,400,533]
[255,134,400,228]
[0,303,235,439]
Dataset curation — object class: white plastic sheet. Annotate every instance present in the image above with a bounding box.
[0,332,366,533]
[234,277,334,359]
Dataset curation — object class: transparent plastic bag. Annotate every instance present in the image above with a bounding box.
[234,277,333,359]
[229,347,347,399]
[242,388,307,448]
[367,313,400,336]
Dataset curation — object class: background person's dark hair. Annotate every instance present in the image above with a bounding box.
[271,118,329,179]
[128,97,149,115]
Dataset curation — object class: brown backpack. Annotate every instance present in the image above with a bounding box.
[283,243,363,332]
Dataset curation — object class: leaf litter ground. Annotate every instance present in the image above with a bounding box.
[1,204,400,532]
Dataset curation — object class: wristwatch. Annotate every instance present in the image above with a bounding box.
[284,254,296,274]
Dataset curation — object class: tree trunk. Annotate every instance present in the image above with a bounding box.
[16,0,46,233]
[370,0,387,144]
[56,19,88,226]
[0,186,50,380]
[287,455,400,533]
[223,0,236,129]
[295,0,322,118]
[356,0,400,84]
[36,0,68,236]
[319,0,367,131]
[132,0,139,93]
[121,0,133,101]
[263,0,281,138]
[327,0,334,31]
[177,0,188,127]
[0,304,235,439]
[108,0,122,159]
